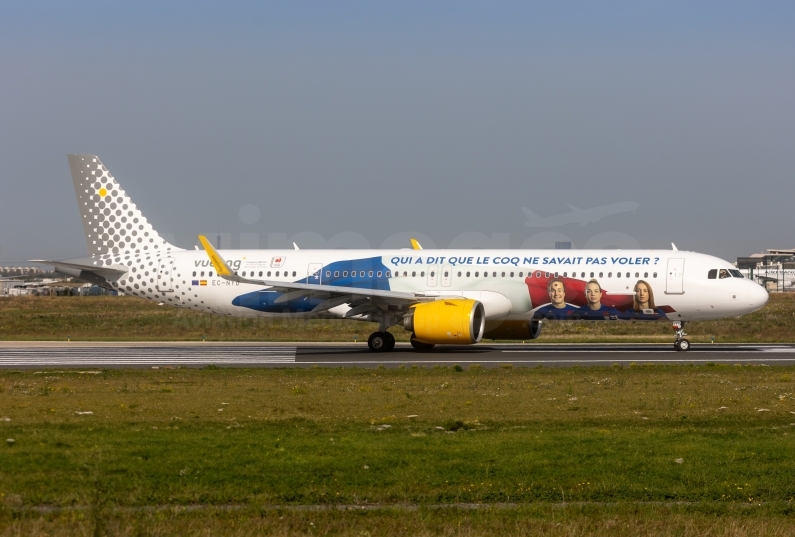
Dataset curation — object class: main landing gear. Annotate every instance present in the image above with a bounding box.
[672,321,691,352]
[367,331,396,352]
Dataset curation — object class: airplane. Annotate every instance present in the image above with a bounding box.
[522,202,640,227]
[33,155,768,353]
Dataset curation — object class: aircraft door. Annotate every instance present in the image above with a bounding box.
[427,265,438,287]
[157,258,174,292]
[307,263,322,284]
[666,258,685,294]
[441,265,452,287]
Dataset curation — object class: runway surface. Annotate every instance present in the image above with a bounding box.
[1,342,795,369]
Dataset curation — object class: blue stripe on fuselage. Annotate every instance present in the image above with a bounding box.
[231,257,390,313]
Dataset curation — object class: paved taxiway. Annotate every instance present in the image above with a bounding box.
[1,342,795,369]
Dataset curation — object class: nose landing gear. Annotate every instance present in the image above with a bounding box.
[672,321,690,351]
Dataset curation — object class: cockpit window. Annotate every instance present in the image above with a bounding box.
[730,269,743,278]
[719,269,731,279]
[708,269,717,279]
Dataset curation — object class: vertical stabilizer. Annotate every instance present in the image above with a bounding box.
[67,154,180,258]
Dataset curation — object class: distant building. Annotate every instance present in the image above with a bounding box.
[0,266,45,276]
[736,249,795,292]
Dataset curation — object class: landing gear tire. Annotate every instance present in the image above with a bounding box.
[368,332,389,352]
[410,334,435,351]
[672,321,690,351]
[384,331,396,351]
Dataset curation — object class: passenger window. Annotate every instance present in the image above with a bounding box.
[326,271,331,277]
[653,272,657,278]
[519,272,523,277]
[708,269,717,279]
[430,271,435,277]
[616,272,621,278]
[377,271,382,277]
[493,272,497,277]
[403,271,407,277]
[719,269,730,279]
[475,272,479,277]
[192,271,196,277]
[209,271,213,277]
[368,271,373,277]
[292,271,296,277]
[412,271,416,277]
[386,271,391,277]
[501,272,505,277]
[275,271,279,277]
[267,271,271,277]
[644,272,648,278]
[421,271,425,277]
[590,272,594,278]
[444,271,449,277]
[343,271,348,277]
[510,272,514,277]
[466,272,471,277]
[608,272,612,278]
[456,271,460,277]
[599,272,603,278]
[484,272,488,278]
[201,271,205,277]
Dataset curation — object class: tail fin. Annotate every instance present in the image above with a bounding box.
[67,154,180,258]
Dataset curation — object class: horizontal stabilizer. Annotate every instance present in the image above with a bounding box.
[29,259,128,277]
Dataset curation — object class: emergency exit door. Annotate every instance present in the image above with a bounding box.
[307,263,322,284]
[441,265,452,287]
[427,265,438,287]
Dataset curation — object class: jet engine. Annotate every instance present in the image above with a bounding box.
[402,299,485,344]
[482,319,542,340]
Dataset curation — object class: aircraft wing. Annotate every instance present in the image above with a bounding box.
[197,236,427,307]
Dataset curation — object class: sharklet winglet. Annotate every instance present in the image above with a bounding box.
[198,235,233,276]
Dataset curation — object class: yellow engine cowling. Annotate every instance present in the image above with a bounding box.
[403,299,485,344]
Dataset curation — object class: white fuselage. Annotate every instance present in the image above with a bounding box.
[109,248,768,323]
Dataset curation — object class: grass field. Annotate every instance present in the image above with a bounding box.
[0,292,793,343]
[2,364,795,535]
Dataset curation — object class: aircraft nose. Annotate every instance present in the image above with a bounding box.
[748,281,769,312]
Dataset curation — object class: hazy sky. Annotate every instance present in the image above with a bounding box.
[1,1,793,263]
